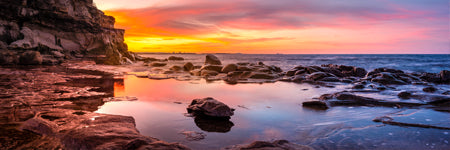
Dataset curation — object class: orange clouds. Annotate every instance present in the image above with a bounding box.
[100,0,448,54]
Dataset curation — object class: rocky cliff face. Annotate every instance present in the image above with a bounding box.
[0,0,135,65]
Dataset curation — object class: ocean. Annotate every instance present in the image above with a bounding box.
[96,53,450,149]
[139,53,450,73]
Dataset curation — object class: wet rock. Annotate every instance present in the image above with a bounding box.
[149,62,167,67]
[205,54,221,65]
[221,64,238,73]
[201,65,223,72]
[187,97,234,117]
[194,116,234,133]
[320,76,340,82]
[371,72,407,85]
[237,66,253,71]
[170,65,183,71]
[179,131,206,141]
[168,56,184,61]
[51,51,65,58]
[302,101,329,110]
[183,62,194,71]
[190,69,202,76]
[354,67,367,77]
[307,72,328,81]
[286,70,296,76]
[201,70,219,77]
[440,70,450,83]
[249,72,276,79]
[352,84,365,89]
[148,74,170,80]
[398,91,412,99]
[0,51,19,65]
[423,86,437,93]
[420,72,441,83]
[225,140,312,150]
[292,75,306,83]
[326,92,425,107]
[19,51,42,65]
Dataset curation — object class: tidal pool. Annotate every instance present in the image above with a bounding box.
[97,75,450,149]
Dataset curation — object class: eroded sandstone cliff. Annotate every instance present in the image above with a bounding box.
[0,0,135,65]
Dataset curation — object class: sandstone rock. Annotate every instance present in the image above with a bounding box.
[183,62,195,71]
[187,97,234,117]
[200,70,218,77]
[307,72,328,81]
[221,64,238,73]
[249,72,276,79]
[286,70,296,76]
[200,65,223,72]
[168,56,184,61]
[0,0,134,65]
[0,50,18,65]
[19,51,42,65]
[237,66,253,71]
[205,54,221,65]
[50,51,65,58]
[292,75,306,83]
[190,69,202,76]
[150,62,167,67]
[170,65,183,71]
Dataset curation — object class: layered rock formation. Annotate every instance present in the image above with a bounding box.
[0,0,135,65]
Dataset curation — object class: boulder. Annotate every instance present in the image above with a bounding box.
[307,72,328,81]
[302,101,328,110]
[168,56,184,61]
[398,91,412,99]
[205,54,221,65]
[352,84,365,89]
[170,65,183,71]
[149,62,167,67]
[187,97,234,117]
[440,70,450,83]
[200,70,218,77]
[200,65,223,72]
[221,64,238,73]
[423,86,437,93]
[19,51,42,65]
[183,62,194,71]
[249,72,276,79]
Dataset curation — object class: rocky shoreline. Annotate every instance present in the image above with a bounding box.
[0,54,449,149]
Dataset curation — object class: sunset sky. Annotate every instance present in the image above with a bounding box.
[93,0,449,54]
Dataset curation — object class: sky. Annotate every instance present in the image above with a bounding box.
[93,0,449,54]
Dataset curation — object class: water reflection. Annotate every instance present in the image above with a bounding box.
[100,75,450,149]
[193,115,234,133]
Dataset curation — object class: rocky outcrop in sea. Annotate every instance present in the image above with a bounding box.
[0,0,135,65]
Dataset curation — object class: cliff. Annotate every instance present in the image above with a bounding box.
[0,0,135,65]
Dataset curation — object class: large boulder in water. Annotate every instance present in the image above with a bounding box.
[205,54,222,65]
[187,97,234,117]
